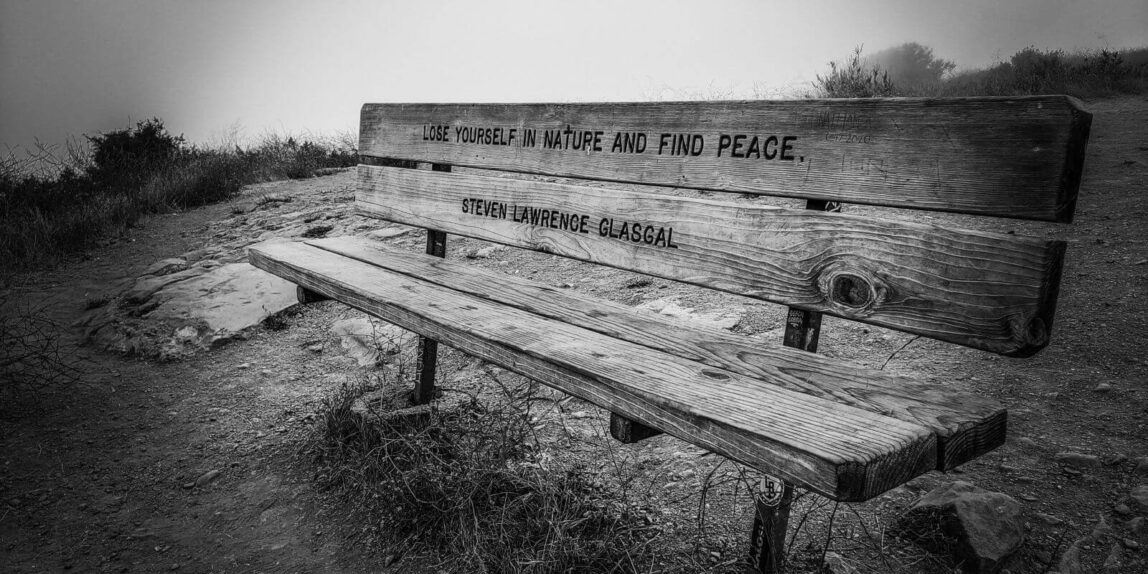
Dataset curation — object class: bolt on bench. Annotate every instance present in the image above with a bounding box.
[250,97,1090,572]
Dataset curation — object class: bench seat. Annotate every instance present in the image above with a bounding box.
[250,235,1006,502]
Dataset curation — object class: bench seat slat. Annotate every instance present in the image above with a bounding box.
[303,235,1006,471]
[249,240,937,501]
[358,164,1065,357]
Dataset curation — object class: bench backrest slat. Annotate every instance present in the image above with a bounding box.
[358,163,1063,356]
[360,97,1091,222]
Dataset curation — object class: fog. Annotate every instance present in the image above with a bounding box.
[2,0,1144,154]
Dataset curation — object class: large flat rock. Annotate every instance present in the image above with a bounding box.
[142,263,297,335]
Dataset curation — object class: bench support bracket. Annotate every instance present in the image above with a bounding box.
[609,412,662,443]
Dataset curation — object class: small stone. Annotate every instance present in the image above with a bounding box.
[1131,485,1148,508]
[1124,539,1141,550]
[1016,437,1039,449]
[237,363,250,370]
[181,482,194,489]
[1134,457,1148,475]
[1055,452,1101,468]
[1103,542,1123,571]
[1126,517,1144,533]
[307,344,323,353]
[1094,514,1115,539]
[1115,503,1133,516]
[1037,513,1064,526]
[469,245,504,259]
[1020,493,1039,502]
[823,551,859,574]
[1094,382,1113,392]
[194,470,221,487]
[1103,454,1128,466]
[260,369,272,377]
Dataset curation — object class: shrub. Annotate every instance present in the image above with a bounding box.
[813,43,1148,98]
[812,46,900,98]
[1,121,359,270]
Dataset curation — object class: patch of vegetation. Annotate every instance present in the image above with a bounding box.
[309,335,658,573]
[0,287,79,400]
[813,44,1148,98]
[0,118,358,270]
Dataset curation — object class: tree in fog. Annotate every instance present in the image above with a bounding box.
[868,42,956,86]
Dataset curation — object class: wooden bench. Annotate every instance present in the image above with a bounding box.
[249,97,1090,572]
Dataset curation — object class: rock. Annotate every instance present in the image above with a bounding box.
[1134,457,1148,475]
[636,297,744,330]
[1093,514,1114,540]
[143,258,188,277]
[1015,437,1038,449]
[237,363,250,369]
[823,551,859,574]
[307,344,323,353]
[365,226,413,241]
[330,318,409,367]
[1115,503,1133,516]
[1125,538,1141,550]
[1102,454,1128,466]
[902,481,1024,574]
[468,245,505,259]
[1103,543,1123,572]
[1131,485,1148,508]
[1054,452,1101,468]
[195,470,221,487]
[1058,536,1087,574]
[1094,382,1113,392]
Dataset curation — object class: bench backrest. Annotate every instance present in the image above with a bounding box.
[357,97,1090,357]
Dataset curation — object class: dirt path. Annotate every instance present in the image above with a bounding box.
[3,96,1148,573]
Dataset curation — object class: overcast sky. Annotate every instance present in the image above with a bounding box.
[2,0,1145,154]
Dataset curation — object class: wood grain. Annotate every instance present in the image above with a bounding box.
[359,97,1091,222]
[249,240,937,501]
[302,235,1006,470]
[358,164,1065,357]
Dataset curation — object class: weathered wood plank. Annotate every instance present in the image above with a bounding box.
[357,165,1065,357]
[360,97,1090,222]
[303,235,1006,470]
[249,240,937,501]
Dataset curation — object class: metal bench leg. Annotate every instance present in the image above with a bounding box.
[748,477,794,574]
[747,198,840,572]
[412,227,447,405]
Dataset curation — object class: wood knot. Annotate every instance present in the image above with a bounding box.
[817,264,883,316]
[830,273,872,308]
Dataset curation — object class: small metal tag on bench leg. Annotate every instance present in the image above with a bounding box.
[748,475,794,574]
[411,162,450,406]
[609,412,662,443]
